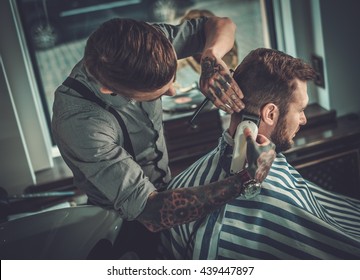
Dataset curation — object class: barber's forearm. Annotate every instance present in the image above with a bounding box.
[202,16,236,59]
[136,175,244,232]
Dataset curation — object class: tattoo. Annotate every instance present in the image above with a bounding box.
[204,177,242,205]
[137,176,244,232]
[255,150,276,182]
[206,91,216,103]
[218,77,229,90]
[160,191,204,228]
[214,84,223,98]
[246,135,276,181]
[201,57,223,80]
[224,74,232,84]
[210,95,216,103]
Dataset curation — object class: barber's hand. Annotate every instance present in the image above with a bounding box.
[199,54,244,114]
[244,128,276,183]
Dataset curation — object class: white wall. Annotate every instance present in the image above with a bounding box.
[319,0,360,116]
[277,0,360,116]
[0,0,54,195]
[0,57,35,195]
[273,0,318,104]
[0,0,54,170]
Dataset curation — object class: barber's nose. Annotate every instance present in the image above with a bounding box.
[300,112,307,125]
[165,84,176,97]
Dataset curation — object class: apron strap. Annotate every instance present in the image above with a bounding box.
[62,77,135,158]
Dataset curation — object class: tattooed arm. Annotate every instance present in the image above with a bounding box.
[199,17,245,113]
[137,172,247,232]
[137,131,276,232]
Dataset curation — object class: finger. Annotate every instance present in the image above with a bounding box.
[256,134,271,145]
[248,131,275,152]
[244,127,256,141]
[257,134,276,152]
[199,78,216,101]
[224,74,244,99]
[203,89,216,103]
[217,76,244,112]
[223,74,245,110]
[217,76,231,91]
[199,61,243,113]
[212,80,242,113]
[208,86,234,114]
[243,127,252,138]
[223,88,244,112]
[229,93,245,109]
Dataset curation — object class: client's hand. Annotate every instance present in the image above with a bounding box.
[199,54,244,114]
[244,128,276,183]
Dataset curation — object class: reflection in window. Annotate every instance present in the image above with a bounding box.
[15,0,271,143]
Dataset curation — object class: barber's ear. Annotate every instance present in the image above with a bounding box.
[100,87,113,94]
[261,103,279,126]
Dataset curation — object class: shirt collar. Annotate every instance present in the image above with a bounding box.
[74,60,134,109]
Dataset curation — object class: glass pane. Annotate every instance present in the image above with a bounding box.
[15,0,269,142]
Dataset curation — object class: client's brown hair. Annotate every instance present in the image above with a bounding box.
[233,48,316,117]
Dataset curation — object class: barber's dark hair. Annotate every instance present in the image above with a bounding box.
[233,48,316,117]
[84,18,177,93]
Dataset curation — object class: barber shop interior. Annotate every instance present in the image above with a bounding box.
[1,0,360,261]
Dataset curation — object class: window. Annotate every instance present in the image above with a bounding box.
[15,0,273,145]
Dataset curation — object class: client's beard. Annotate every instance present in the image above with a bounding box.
[270,117,292,153]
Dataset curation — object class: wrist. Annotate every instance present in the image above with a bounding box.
[236,169,262,199]
[201,48,220,63]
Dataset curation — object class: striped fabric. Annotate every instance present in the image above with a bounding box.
[161,134,360,259]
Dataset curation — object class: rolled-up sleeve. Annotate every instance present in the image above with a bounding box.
[154,17,208,59]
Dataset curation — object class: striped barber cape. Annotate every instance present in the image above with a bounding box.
[161,134,360,259]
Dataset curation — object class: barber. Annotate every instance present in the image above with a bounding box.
[52,16,276,233]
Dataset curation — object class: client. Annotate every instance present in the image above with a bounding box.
[161,48,360,259]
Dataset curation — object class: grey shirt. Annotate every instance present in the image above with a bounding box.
[52,18,208,220]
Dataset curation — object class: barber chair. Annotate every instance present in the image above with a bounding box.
[0,205,123,259]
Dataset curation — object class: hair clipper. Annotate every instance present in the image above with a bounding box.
[230,113,260,174]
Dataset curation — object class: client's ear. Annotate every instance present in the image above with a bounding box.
[260,103,279,126]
